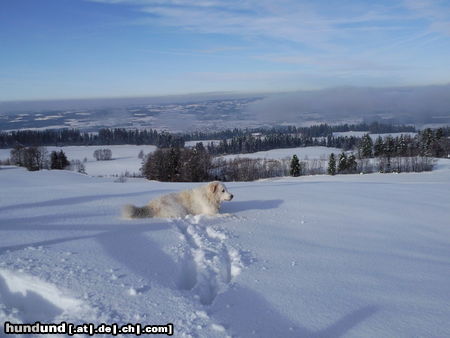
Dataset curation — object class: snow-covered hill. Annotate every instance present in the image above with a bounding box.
[1,162,450,337]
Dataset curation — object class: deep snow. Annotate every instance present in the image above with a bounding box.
[1,161,450,337]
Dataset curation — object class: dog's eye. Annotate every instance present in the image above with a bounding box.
[222,189,225,192]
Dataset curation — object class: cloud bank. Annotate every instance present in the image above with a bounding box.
[247,85,450,124]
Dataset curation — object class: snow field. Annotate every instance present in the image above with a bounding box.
[1,160,450,337]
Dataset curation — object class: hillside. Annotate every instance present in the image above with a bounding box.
[1,162,450,337]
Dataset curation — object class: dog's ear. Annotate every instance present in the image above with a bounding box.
[209,181,219,194]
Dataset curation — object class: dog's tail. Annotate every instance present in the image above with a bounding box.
[122,204,153,218]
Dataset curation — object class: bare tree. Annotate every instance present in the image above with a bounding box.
[93,148,112,161]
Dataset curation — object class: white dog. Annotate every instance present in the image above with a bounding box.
[122,181,233,219]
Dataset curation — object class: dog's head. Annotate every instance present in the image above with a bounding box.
[209,181,233,202]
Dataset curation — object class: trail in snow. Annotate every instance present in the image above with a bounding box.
[172,215,244,305]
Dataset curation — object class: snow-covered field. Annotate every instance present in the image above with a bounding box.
[220,146,342,161]
[0,145,157,177]
[1,160,450,337]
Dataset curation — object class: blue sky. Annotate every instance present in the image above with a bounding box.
[1,0,450,101]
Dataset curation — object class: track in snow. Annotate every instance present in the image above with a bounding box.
[172,215,243,305]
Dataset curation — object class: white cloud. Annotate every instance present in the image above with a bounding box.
[84,0,450,88]
[87,0,450,44]
[86,0,416,50]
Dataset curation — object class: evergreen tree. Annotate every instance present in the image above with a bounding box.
[290,154,301,177]
[327,153,336,175]
[433,129,446,157]
[58,150,69,169]
[50,150,69,169]
[384,136,395,158]
[420,128,434,156]
[347,154,357,173]
[397,135,408,156]
[359,134,373,158]
[185,143,211,182]
[374,136,384,157]
[383,136,395,172]
[338,152,348,174]
[50,151,59,169]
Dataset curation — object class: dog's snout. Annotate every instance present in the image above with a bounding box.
[229,194,234,200]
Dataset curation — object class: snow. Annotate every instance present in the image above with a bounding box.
[1,161,450,337]
[220,146,342,161]
[0,268,95,324]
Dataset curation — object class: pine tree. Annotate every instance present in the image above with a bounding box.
[51,150,69,169]
[384,136,395,158]
[374,136,384,157]
[50,151,59,169]
[58,150,69,169]
[420,128,434,156]
[359,134,373,158]
[347,154,357,173]
[338,152,347,174]
[290,154,301,177]
[397,135,408,156]
[327,153,336,175]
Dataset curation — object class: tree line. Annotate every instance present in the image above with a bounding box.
[0,128,184,148]
[140,127,448,182]
[183,122,415,141]
[0,122,419,149]
[356,129,448,159]
[204,133,366,155]
[326,152,434,175]
[203,127,449,157]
